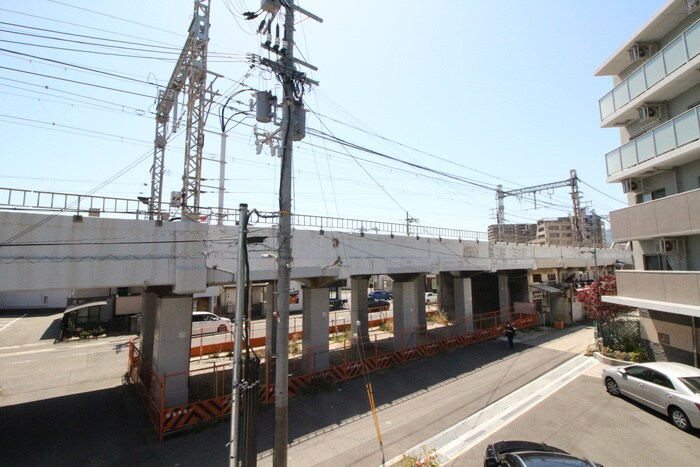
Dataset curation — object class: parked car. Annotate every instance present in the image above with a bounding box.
[329,298,348,310]
[602,361,700,431]
[484,440,602,467]
[367,298,390,311]
[424,292,437,305]
[369,290,393,300]
[191,311,231,334]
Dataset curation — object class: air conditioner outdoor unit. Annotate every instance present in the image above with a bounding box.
[621,178,646,193]
[629,44,650,62]
[621,179,633,193]
[654,239,680,254]
[688,0,700,14]
[638,103,662,123]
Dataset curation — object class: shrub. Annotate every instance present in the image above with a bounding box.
[401,446,442,467]
[602,346,647,363]
[378,319,393,332]
[427,309,451,325]
[290,336,301,356]
[330,329,351,344]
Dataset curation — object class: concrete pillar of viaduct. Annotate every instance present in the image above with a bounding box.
[299,276,337,374]
[350,275,371,343]
[141,290,192,408]
[498,272,510,324]
[140,292,157,375]
[389,273,426,350]
[440,272,475,335]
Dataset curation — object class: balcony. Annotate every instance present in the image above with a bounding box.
[604,105,700,179]
[605,270,700,318]
[599,18,700,127]
[609,188,700,241]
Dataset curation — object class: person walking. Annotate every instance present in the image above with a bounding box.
[504,322,517,349]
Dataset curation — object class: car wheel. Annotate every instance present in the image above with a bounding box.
[605,377,621,396]
[669,406,691,431]
[218,324,228,332]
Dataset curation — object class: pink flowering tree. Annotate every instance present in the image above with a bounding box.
[576,274,625,324]
[577,274,629,351]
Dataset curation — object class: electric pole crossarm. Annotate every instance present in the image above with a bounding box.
[260,44,319,71]
[260,57,319,85]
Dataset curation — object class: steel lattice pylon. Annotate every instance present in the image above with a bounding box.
[149,0,210,220]
[495,169,584,244]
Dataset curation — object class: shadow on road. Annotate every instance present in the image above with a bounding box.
[0,325,593,466]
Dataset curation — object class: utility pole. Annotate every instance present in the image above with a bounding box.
[251,2,322,465]
[230,203,248,466]
[273,3,294,460]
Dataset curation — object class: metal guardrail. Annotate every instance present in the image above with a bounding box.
[0,186,487,240]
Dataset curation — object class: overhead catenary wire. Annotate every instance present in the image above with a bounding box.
[0,1,617,238]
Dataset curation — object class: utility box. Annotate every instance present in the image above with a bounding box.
[292,100,306,141]
[256,91,275,123]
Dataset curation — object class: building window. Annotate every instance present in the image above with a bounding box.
[547,273,556,282]
[636,189,666,204]
[643,254,679,271]
[76,306,101,325]
[532,274,542,283]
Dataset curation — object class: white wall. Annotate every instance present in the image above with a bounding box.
[0,290,69,309]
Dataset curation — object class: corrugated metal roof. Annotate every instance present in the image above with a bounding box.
[531,283,561,293]
[63,300,108,314]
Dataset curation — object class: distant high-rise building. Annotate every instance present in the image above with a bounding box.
[596,0,700,365]
[528,214,605,248]
[489,214,604,247]
[487,223,537,243]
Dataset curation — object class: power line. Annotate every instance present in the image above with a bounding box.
[0,64,155,99]
[0,47,158,86]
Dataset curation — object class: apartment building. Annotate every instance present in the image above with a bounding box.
[488,215,604,247]
[487,223,537,243]
[530,214,605,248]
[597,0,700,365]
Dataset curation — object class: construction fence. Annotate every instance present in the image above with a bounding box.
[127,305,538,439]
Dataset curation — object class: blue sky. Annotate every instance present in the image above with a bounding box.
[0,0,665,233]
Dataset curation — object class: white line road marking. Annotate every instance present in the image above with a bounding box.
[385,355,599,466]
[0,313,28,331]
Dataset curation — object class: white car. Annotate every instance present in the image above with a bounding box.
[191,311,231,335]
[425,292,437,305]
[602,361,700,431]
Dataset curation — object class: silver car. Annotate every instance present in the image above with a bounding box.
[602,362,700,431]
[191,311,231,335]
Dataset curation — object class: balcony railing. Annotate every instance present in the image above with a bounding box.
[0,186,487,241]
[605,105,700,176]
[599,19,700,121]
[615,270,700,307]
[609,188,700,241]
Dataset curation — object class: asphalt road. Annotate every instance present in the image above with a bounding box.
[450,360,700,466]
[1,310,699,466]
